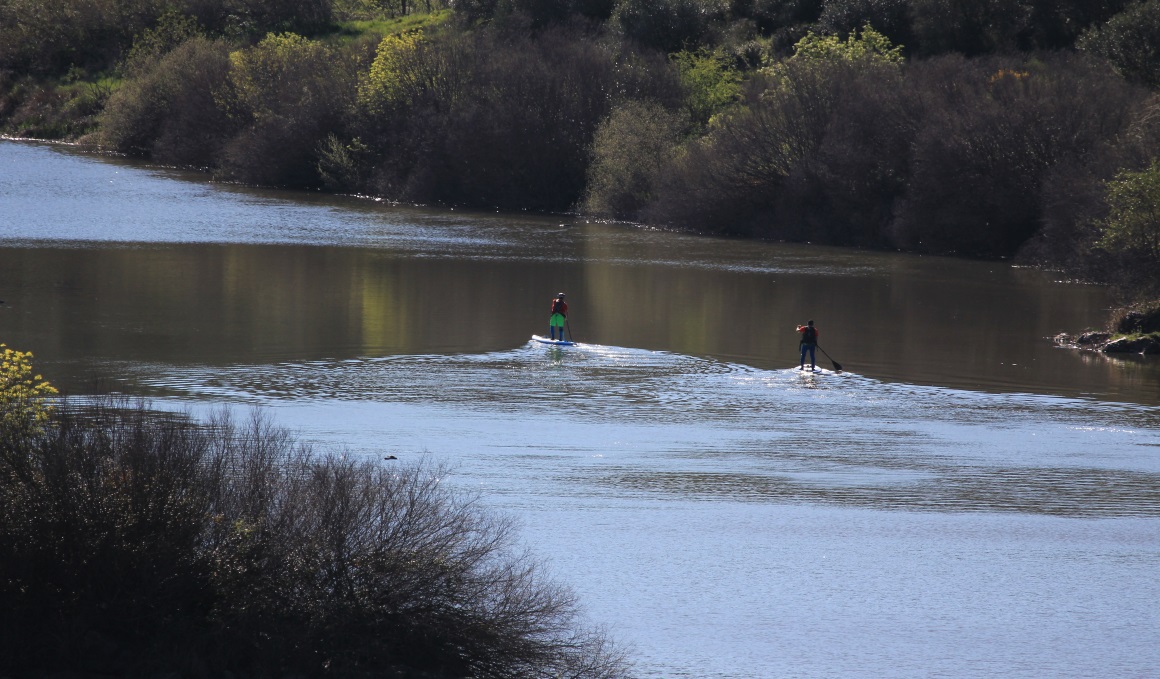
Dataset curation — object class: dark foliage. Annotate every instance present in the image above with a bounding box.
[643,53,1147,258]
[610,0,727,53]
[895,55,1141,256]
[98,37,237,167]
[354,26,682,209]
[1079,0,1160,88]
[0,400,628,677]
[816,0,913,50]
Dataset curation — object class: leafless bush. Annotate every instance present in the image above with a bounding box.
[0,400,629,677]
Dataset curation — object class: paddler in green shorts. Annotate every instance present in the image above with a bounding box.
[549,292,568,341]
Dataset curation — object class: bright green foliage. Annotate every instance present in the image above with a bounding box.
[330,9,450,43]
[1099,162,1160,259]
[229,33,336,119]
[358,31,426,113]
[671,48,741,128]
[791,24,904,64]
[0,344,57,436]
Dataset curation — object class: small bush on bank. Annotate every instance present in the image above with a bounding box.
[0,399,628,678]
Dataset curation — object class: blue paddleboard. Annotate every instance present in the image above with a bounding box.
[532,335,576,346]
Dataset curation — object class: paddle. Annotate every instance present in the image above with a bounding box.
[565,318,576,343]
[816,344,843,373]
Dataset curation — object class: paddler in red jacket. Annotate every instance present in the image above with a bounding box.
[797,320,818,370]
[549,293,568,341]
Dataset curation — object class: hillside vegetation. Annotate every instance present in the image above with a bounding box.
[3,0,1160,296]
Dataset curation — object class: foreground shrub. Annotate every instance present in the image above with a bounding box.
[0,400,628,677]
[0,344,56,439]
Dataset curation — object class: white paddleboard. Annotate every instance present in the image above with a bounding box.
[532,335,576,346]
[795,365,827,374]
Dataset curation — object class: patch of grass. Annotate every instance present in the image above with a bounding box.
[1109,330,1160,343]
[326,9,451,43]
[0,73,121,140]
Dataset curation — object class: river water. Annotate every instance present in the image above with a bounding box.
[2,140,1159,677]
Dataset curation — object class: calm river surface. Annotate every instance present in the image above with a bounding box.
[3,140,1160,677]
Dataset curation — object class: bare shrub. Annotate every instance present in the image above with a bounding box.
[0,400,629,677]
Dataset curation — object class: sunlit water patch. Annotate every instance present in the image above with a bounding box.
[114,342,1160,519]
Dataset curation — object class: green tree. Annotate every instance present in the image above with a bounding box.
[358,30,433,113]
[672,48,742,128]
[1079,0,1160,87]
[224,32,354,186]
[1099,161,1160,259]
[789,23,903,63]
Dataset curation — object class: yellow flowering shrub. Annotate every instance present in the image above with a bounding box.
[0,344,57,435]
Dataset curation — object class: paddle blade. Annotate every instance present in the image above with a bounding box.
[831,360,843,373]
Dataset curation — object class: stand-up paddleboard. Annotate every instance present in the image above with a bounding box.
[532,335,576,346]
[795,365,828,374]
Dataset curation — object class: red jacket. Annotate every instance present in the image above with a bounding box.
[551,298,568,316]
[797,325,818,343]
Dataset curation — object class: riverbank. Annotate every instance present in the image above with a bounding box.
[1054,300,1160,355]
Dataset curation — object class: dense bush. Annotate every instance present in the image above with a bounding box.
[0,399,628,677]
[610,0,728,52]
[644,30,911,241]
[583,99,687,218]
[639,41,1147,257]
[895,55,1142,256]
[353,26,681,208]
[0,0,169,76]
[1079,0,1160,87]
[220,32,359,187]
[98,37,236,166]
[815,0,912,49]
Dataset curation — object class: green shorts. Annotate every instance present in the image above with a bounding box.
[550,313,566,327]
